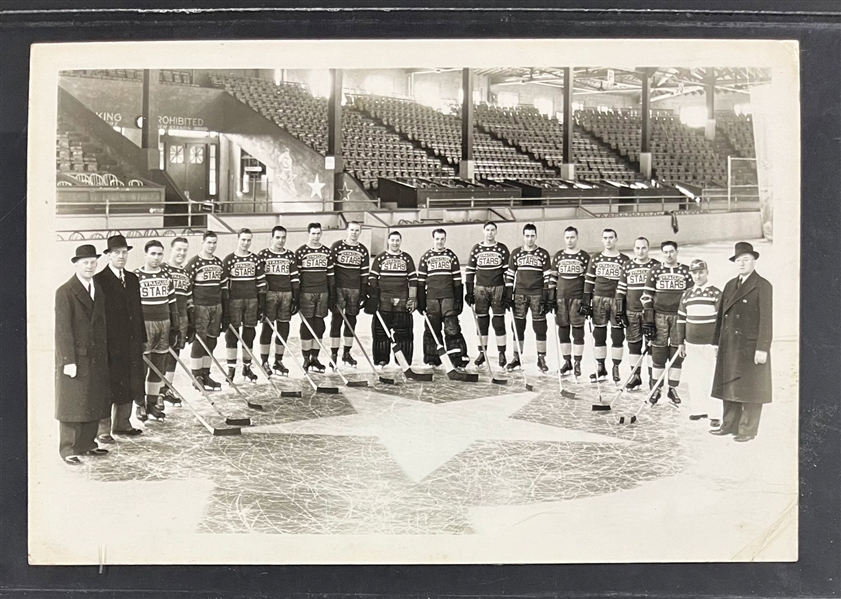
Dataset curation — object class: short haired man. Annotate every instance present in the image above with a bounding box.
[504,223,553,373]
[160,237,192,406]
[641,240,694,405]
[295,222,335,372]
[257,226,299,376]
[580,229,630,383]
[548,226,590,379]
[466,221,510,368]
[418,228,468,368]
[135,240,181,421]
[329,221,370,368]
[55,245,111,465]
[676,259,723,425]
[366,230,417,366]
[615,237,660,390]
[185,230,225,390]
[222,228,266,382]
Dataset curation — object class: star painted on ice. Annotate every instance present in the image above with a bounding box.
[308,174,325,199]
[339,181,353,202]
[246,388,629,483]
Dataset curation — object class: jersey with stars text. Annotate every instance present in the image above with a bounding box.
[185,255,225,306]
[466,242,510,288]
[222,252,266,300]
[418,248,462,299]
[616,258,660,311]
[549,249,590,299]
[331,240,370,290]
[641,263,695,314]
[369,251,417,300]
[584,252,631,299]
[505,246,552,295]
[295,244,335,293]
[257,248,299,293]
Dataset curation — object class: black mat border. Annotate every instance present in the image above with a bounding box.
[1,3,839,598]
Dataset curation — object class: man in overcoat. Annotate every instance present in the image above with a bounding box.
[55,245,111,465]
[94,234,146,442]
[709,241,773,442]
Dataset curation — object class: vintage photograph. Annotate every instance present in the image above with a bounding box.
[27,39,800,565]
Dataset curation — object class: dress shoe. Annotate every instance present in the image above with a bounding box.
[689,413,708,421]
[113,428,143,437]
[709,428,734,436]
[734,435,755,443]
[86,448,109,456]
[709,419,721,428]
[63,455,83,466]
[96,434,116,444]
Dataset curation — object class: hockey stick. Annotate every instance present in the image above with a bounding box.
[587,320,606,404]
[193,333,265,409]
[551,320,576,399]
[266,319,335,394]
[374,309,433,382]
[298,313,368,387]
[166,348,251,426]
[143,355,240,436]
[469,307,507,385]
[338,309,395,385]
[592,344,651,412]
[508,312,534,392]
[617,349,681,424]
[225,324,301,399]
[422,311,479,383]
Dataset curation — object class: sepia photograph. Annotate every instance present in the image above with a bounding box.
[26,38,800,565]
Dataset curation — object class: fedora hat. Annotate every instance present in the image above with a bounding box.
[71,244,101,263]
[729,241,760,262]
[104,234,133,253]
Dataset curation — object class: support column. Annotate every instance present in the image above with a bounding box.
[705,68,717,141]
[141,69,160,170]
[327,69,343,207]
[560,66,575,180]
[639,68,652,179]
[459,67,475,181]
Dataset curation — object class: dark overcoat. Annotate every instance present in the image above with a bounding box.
[55,275,111,422]
[93,266,146,406]
[711,270,773,404]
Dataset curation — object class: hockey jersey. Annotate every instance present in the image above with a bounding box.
[185,255,225,306]
[369,251,417,300]
[641,263,694,314]
[616,258,660,311]
[549,249,590,299]
[676,284,722,345]
[135,267,177,322]
[584,252,630,299]
[505,246,552,295]
[331,240,370,290]
[417,248,462,299]
[222,252,266,300]
[257,248,299,293]
[465,242,510,288]
[162,262,190,312]
[295,244,334,293]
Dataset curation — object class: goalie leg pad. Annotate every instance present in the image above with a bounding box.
[392,311,414,364]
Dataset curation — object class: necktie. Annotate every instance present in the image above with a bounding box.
[87,283,94,300]
[120,271,125,288]
[737,277,742,289]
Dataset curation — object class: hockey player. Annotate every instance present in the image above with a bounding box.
[160,237,192,406]
[641,240,694,405]
[615,237,660,390]
[676,259,722,424]
[465,221,510,368]
[295,222,335,373]
[580,229,630,383]
[366,230,417,367]
[329,221,370,369]
[548,226,590,379]
[222,228,266,382]
[185,230,224,391]
[135,240,180,421]
[417,229,468,369]
[257,225,299,376]
[504,223,553,373]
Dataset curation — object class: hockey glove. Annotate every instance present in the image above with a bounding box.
[220,301,230,331]
[642,308,656,341]
[363,288,380,315]
[257,293,267,323]
[614,299,629,328]
[453,286,464,315]
[186,305,196,343]
[290,290,300,316]
[578,301,593,319]
[169,327,182,350]
[465,283,475,308]
[415,288,427,315]
[502,286,514,311]
[540,288,555,316]
[358,284,369,310]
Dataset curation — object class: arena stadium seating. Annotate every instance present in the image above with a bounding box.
[474,104,643,183]
[716,113,756,158]
[61,69,197,86]
[56,120,124,180]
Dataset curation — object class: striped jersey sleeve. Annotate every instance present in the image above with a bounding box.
[677,285,722,345]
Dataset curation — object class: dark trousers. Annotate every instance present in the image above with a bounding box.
[721,400,763,437]
[98,402,133,436]
[59,421,99,458]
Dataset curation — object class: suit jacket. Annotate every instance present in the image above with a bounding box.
[55,275,110,422]
[711,270,773,404]
[94,266,146,406]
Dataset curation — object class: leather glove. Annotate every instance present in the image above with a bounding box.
[169,327,182,349]
[578,301,593,318]
[257,293,267,323]
[186,305,196,343]
[541,288,555,316]
[220,300,230,331]
[358,284,368,310]
[328,286,336,310]
[642,308,656,341]
[614,299,629,328]
[364,288,380,315]
[416,288,427,314]
[502,286,513,311]
[291,291,300,316]
[453,286,464,315]
[465,283,475,307]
